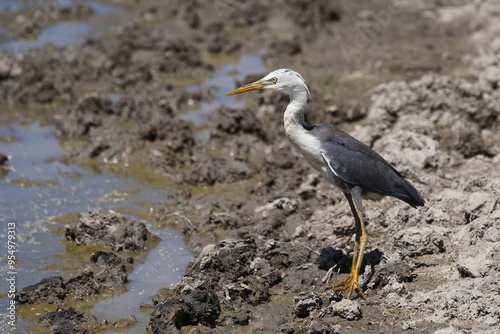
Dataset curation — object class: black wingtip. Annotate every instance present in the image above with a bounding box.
[401,179,425,208]
[407,198,425,208]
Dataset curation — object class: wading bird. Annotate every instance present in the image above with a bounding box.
[226,69,425,299]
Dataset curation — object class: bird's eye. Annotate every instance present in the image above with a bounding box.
[271,77,278,83]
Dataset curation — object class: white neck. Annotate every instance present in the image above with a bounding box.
[284,86,309,135]
[282,85,325,174]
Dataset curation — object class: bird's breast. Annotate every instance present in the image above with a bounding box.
[285,125,325,172]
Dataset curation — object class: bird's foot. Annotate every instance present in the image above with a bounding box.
[333,273,366,300]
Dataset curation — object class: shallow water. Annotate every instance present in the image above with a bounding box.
[0,0,122,54]
[0,21,90,54]
[93,226,192,333]
[182,51,266,125]
[0,0,118,15]
[0,0,270,331]
[181,51,266,144]
[0,0,23,13]
[0,46,265,334]
[0,122,194,332]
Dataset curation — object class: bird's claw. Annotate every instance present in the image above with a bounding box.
[333,274,366,300]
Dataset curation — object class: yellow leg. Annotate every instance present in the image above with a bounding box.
[333,188,367,299]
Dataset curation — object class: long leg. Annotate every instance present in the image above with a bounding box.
[333,187,367,299]
[333,191,360,284]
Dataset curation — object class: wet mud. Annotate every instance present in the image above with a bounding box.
[3,0,500,333]
[18,250,133,305]
[65,211,158,251]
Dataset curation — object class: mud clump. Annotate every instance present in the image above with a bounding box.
[0,153,9,178]
[40,307,98,334]
[147,236,385,332]
[53,90,201,171]
[148,280,221,333]
[65,251,133,297]
[17,276,66,305]
[177,157,259,185]
[456,242,500,278]
[293,292,343,318]
[17,251,133,305]
[0,23,213,104]
[366,73,500,162]
[148,240,278,331]
[329,299,362,321]
[0,45,75,104]
[65,211,156,251]
[18,251,135,333]
[18,211,151,332]
[210,106,274,143]
[54,93,116,137]
[40,306,137,334]
[392,226,447,257]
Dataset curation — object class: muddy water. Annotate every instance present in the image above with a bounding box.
[0,0,122,54]
[0,2,196,331]
[0,119,194,332]
[183,52,265,124]
[182,52,266,143]
[93,227,192,333]
[0,3,267,332]
[0,20,91,53]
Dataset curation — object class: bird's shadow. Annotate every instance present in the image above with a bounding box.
[317,246,384,293]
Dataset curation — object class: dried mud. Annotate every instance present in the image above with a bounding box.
[3,0,500,333]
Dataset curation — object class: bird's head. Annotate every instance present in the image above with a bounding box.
[226,69,310,97]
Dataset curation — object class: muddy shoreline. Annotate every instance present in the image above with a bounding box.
[2,0,500,333]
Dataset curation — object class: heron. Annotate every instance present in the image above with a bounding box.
[226,69,425,299]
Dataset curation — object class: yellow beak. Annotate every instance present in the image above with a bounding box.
[226,80,267,96]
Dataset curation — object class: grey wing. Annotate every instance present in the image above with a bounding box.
[320,140,423,206]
